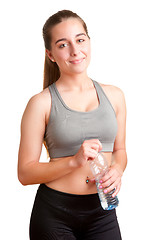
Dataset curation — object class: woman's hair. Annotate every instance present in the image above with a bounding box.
[42,9,90,89]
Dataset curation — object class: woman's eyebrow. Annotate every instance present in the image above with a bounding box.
[55,33,86,45]
[55,38,67,44]
[75,33,86,37]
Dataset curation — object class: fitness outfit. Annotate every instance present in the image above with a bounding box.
[29,79,122,239]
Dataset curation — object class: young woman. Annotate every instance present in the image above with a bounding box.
[18,10,127,240]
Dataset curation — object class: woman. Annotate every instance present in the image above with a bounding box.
[18,10,127,239]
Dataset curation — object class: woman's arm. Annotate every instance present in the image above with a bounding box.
[18,92,102,186]
[99,86,127,196]
[111,86,127,173]
[17,93,77,186]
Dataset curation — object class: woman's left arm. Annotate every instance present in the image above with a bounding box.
[100,87,128,197]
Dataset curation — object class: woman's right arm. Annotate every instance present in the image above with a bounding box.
[18,92,102,186]
[18,93,77,185]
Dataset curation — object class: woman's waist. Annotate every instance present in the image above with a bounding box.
[45,170,98,195]
[47,152,112,194]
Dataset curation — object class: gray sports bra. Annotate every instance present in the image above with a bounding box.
[44,79,118,158]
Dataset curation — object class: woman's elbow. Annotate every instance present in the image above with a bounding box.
[17,171,28,186]
[17,165,30,186]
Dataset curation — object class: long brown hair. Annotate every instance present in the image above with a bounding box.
[42,9,90,89]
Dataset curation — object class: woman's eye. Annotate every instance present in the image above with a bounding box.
[78,39,84,43]
[59,43,68,48]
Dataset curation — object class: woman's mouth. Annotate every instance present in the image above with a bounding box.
[69,58,85,64]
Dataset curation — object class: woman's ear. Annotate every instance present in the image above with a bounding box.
[46,49,55,62]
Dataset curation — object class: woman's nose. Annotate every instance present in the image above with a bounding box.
[70,44,80,56]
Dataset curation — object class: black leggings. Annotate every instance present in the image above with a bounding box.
[30,184,122,239]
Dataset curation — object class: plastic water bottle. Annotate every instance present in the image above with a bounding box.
[89,152,119,210]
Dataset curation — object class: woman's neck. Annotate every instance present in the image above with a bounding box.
[56,72,92,91]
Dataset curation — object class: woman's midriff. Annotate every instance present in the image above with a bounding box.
[45,152,112,195]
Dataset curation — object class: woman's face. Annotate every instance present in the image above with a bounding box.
[46,18,91,76]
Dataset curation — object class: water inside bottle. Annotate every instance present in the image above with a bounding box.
[96,174,119,210]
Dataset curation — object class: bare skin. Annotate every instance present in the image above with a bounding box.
[18,18,127,197]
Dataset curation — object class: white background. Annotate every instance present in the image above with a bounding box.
[0,0,159,239]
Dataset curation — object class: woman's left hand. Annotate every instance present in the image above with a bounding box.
[99,164,123,197]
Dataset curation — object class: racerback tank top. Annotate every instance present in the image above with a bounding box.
[44,79,118,158]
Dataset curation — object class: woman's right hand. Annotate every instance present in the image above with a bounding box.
[72,139,102,168]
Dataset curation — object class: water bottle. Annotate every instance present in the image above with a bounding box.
[89,152,119,210]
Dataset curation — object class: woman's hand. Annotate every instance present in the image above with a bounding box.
[99,164,123,197]
[72,139,102,168]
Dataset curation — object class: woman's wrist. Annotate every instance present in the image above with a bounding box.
[111,163,123,176]
[68,155,79,169]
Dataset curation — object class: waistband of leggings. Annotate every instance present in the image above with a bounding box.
[37,184,101,211]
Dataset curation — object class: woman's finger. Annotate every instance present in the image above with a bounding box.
[101,174,117,188]
[87,148,98,160]
[101,170,113,183]
[103,177,121,194]
[90,143,102,152]
[112,182,121,197]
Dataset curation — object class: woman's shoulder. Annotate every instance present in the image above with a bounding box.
[98,82,125,102]
[24,87,51,120]
[97,81,126,114]
[98,82,124,95]
[28,87,50,106]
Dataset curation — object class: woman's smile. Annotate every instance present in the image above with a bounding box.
[69,58,85,64]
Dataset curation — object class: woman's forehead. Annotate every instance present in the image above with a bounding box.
[50,18,85,41]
